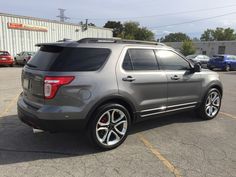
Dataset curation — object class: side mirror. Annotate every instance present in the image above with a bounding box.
[193,63,201,72]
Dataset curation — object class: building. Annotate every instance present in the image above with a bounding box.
[165,41,236,57]
[0,13,113,55]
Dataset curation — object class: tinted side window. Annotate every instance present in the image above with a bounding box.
[128,49,158,70]
[122,52,133,70]
[155,50,190,70]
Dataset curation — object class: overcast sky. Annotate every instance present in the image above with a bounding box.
[1,0,236,39]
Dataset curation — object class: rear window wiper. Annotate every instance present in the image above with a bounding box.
[26,63,37,68]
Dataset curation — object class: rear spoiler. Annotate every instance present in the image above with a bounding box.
[35,39,77,47]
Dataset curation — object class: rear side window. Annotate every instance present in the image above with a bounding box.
[123,49,158,71]
[212,56,224,61]
[28,46,111,71]
[122,52,133,70]
[155,50,190,70]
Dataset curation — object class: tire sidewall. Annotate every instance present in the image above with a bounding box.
[89,103,131,150]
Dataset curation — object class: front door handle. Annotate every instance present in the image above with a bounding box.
[171,75,180,80]
[122,76,136,82]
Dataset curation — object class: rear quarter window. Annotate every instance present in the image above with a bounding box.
[28,46,111,71]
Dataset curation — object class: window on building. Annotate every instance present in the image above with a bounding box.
[218,46,226,54]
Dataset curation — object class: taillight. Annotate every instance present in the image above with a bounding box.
[44,76,75,99]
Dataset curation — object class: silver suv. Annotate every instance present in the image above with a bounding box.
[17,38,223,150]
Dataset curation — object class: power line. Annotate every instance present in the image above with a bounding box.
[69,4,236,21]
[149,11,236,29]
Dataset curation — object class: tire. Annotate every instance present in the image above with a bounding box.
[197,88,222,120]
[88,103,131,150]
[208,66,213,70]
[225,64,231,71]
[9,64,13,67]
[23,60,27,65]
[14,58,18,65]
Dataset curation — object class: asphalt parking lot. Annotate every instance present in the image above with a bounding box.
[0,66,236,177]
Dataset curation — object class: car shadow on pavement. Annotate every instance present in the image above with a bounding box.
[0,112,201,165]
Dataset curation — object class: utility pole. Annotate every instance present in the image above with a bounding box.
[57,8,70,22]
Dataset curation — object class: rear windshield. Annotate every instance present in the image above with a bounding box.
[0,51,10,56]
[27,46,111,71]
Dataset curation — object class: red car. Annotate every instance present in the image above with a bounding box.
[0,51,14,67]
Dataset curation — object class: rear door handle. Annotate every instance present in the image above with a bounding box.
[171,75,180,80]
[122,76,136,82]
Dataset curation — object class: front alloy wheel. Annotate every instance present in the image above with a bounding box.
[90,104,130,150]
[197,88,221,120]
[205,91,221,118]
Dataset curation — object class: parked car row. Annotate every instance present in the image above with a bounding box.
[186,54,236,71]
[0,50,36,67]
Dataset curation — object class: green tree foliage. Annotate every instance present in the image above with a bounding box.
[135,27,155,41]
[180,40,196,56]
[88,23,96,27]
[160,33,190,42]
[104,21,155,41]
[104,21,123,37]
[200,28,236,41]
[123,21,140,39]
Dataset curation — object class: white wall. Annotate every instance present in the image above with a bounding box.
[0,14,113,55]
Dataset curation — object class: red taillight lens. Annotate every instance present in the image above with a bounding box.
[44,76,75,99]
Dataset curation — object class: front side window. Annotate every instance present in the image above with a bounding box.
[122,49,158,71]
[155,50,191,70]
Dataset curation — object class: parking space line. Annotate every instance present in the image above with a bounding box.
[220,112,236,119]
[138,134,182,177]
[0,94,19,118]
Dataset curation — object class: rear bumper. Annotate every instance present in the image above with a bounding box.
[17,94,88,131]
[0,60,13,65]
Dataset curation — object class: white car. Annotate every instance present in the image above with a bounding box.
[186,54,210,68]
[15,51,36,65]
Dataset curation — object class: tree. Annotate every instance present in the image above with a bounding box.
[200,28,236,41]
[104,21,123,37]
[180,40,196,56]
[104,21,155,41]
[88,23,96,27]
[200,29,214,41]
[123,21,140,39]
[160,33,190,42]
[122,21,155,41]
[135,27,155,41]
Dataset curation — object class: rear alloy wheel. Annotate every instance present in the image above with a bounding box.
[225,64,231,71]
[197,88,221,120]
[90,104,130,150]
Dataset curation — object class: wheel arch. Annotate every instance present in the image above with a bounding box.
[85,95,137,128]
[202,81,223,101]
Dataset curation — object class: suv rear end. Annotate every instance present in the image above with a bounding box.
[17,41,115,131]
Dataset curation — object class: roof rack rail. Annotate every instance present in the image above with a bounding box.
[77,38,165,46]
[57,38,73,42]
